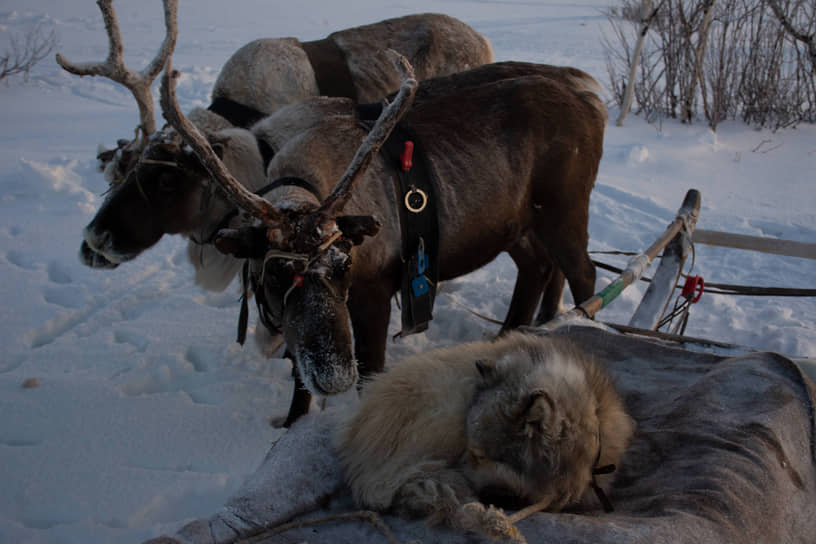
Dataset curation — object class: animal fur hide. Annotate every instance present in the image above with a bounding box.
[146,323,816,544]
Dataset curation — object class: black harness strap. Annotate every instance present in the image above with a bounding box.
[255,176,322,201]
[358,103,440,336]
[300,37,358,101]
[590,431,617,513]
[207,96,267,128]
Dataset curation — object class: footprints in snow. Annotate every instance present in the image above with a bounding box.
[6,249,39,271]
[114,329,149,353]
[47,260,72,284]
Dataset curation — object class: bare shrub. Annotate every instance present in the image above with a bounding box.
[604,0,816,129]
[0,24,57,83]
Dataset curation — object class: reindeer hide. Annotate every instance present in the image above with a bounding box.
[147,323,816,544]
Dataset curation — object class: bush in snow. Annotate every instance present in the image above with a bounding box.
[605,0,816,130]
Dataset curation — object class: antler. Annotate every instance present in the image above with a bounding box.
[56,0,178,147]
[160,61,283,227]
[316,50,418,222]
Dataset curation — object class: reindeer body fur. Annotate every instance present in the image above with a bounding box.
[211,14,492,112]
[212,38,320,115]
[332,13,493,102]
[336,332,635,537]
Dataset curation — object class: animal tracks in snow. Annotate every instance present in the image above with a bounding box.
[25,266,172,349]
[113,329,149,353]
[6,249,40,271]
[46,260,72,284]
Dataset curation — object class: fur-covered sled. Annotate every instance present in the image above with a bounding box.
[146,322,816,544]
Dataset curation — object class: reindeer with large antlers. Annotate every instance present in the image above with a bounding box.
[159,62,606,425]
[68,0,606,427]
[64,1,493,276]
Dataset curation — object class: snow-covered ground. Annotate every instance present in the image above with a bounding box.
[0,1,813,542]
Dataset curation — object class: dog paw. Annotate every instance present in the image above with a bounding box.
[459,502,526,543]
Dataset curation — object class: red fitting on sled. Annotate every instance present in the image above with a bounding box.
[401,141,414,171]
[292,274,304,288]
[681,275,704,303]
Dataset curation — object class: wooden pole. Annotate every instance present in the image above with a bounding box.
[541,189,701,330]
[693,229,816,260]
[629,188,700,329]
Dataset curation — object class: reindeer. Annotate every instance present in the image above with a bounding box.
[67,1,605,427]
[62,1,493,272]
[156,46,606,424]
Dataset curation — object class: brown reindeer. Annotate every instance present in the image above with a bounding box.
[157,53,606,424]
[63,1,492,271]
[67,1,605,427]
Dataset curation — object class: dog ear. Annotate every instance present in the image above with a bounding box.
[336,215,381,246]
[474,359,499,384]
[523,389,556,437]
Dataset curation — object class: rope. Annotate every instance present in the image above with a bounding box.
[438,291,504,325]
[592,258,816,297]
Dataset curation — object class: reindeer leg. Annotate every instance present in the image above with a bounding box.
[536,267,565,325]
[532,214,595,323]
[347,283,392,378]
[501,237,547,334]
[282,373,313,428]
[523,235,567,325]
[548,245,595,315]
[272,350,312,428]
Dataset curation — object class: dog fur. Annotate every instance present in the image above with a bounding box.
[336,332,635,539]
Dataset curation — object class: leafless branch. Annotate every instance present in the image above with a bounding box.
[0,24,57,82]
[768,0,816,72]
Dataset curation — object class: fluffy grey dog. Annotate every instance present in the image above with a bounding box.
[336,332,635,541]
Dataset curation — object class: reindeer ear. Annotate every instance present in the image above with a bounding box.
[336,215,381,246]
[208,134,230,160]
[214,226,269,259]
[96,145,118,166]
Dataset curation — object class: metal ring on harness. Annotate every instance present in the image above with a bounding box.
[404,187,428,213]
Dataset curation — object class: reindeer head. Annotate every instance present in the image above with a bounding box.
[160,43,417,394]
[80,131,226,266]
[62,0,273,270]
[57,0,217,267]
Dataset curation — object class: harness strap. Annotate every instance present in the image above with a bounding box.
[207,96,267,128]
[255,176,323,201]
[590,431,617,513]
[237,261,250,345]
[299,37,358,101]
[357,103,440,337]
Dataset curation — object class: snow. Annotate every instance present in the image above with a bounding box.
[0,1,813,542]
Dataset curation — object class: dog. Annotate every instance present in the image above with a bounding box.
[336,332,635,541]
